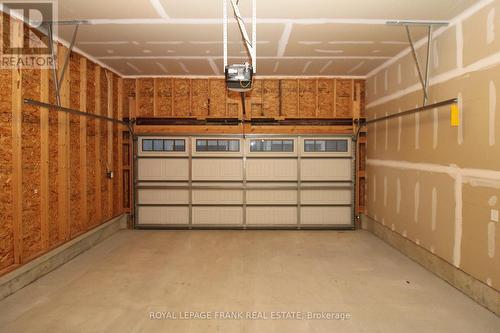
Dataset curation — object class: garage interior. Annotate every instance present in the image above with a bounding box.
[0,0,499,331]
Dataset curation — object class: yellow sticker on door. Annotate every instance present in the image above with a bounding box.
[450,104,459,127]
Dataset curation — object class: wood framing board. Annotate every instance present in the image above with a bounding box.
[136,78,154,118]
[107,72,114,220]
[248,79,263,118]
[86,62,97,229]
[57,45,70,242]
[134,124,354,135]
[299,79,316,118]
[191,79,209,118]
[99,69,109,221]
[173,79,191,117]
[21,67,42,260]
[69,52,84,237]
[122,79,135,119]
[317,79,335,118]
[208,79,226,117]
[40,68,49,251]
[11,66,22,264]
[0,11,15,273]
[280,79,298,118]
[115,78,123,216]
[79,58,88,235]
[335,79,353,118]
[94,66,102,225]
[156,78,172,117]
[48,52,59,248]
[262,80,279,118]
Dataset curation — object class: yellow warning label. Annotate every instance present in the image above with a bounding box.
[450,104,459,127]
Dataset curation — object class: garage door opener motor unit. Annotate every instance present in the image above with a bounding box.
[225,63,253,92]
[223,0,256,92]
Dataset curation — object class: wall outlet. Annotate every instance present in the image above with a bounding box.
[491,209,499,223]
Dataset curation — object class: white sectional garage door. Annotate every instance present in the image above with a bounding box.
[135,135,354,229]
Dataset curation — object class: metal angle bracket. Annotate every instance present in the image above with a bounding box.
[224,0,256,73]
[387,20,448,106]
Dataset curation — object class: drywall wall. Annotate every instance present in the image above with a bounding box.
[0,13,127,276]
[365,0,500,292]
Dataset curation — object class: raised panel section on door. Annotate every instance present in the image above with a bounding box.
[300,207,352,225]
[247,207,297,225]
[192,158,243,181]
[246,188,297,204]
[300,159,351,181]
[301,186,351,205]
[192,187,243,205]
[138,188,189,205]
[246,159,297,181]
[138,206,189,225]
[192,207,243,225]
[138,158,189,181]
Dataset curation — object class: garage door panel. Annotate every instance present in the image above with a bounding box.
[246,159,297,181]
[301,189,351,205]
[138,158,189,181]
[192,159,243,181]
[247,207,297,225]
[247,189,297,204]
[138,206,189,225]
[300,207,352,225]
[301,159,351,181]
[138,189,189,204]
[193,207,243,225]
[192,189,243,204]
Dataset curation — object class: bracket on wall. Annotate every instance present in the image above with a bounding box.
[386,20,448,106]
[43,20,90,107]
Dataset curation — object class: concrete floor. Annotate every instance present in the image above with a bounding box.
[0,230,498,332]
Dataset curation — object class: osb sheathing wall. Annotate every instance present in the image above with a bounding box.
[130,77,365,121]
[0,14,126,275]
[365,1,500,292]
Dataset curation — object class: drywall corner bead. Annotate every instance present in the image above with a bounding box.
[487,8,495,45]
[415,108,420,150]
[453,174,463,268]
[397,63,402,85]
[397,114,402,152]
[433,106,439,150]
[432,187,437,231]
[383,176,388,207]
[456,21,464,69]
[396,177,401,214]
[489,80,496,146]
[458,92,464,145]
[414,182,420,223]
[488,221,495,258]
[384,70,388,91]
[384,112,389,151]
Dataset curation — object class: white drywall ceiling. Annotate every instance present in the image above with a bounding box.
[54,0,478,77]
